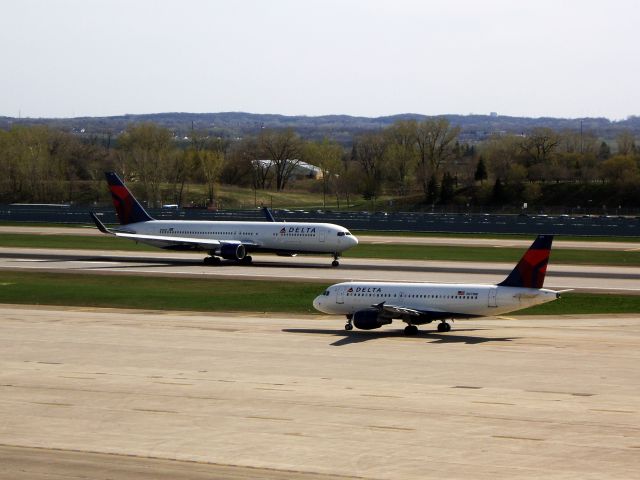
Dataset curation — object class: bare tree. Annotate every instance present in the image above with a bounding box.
[616,130,637,155]
[385,120,417,196]
[520,128,560,166]
[352,132,388,200]
[188,132,227,207]
[305,138,343,207]
[118,123,173,207]
[414,118,460,201]
[259,128,303,191]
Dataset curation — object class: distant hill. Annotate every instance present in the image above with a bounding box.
[1,111,638,144]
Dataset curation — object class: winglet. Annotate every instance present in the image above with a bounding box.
[498,235,554,289]
[262,207,276,222]
[89,212,112,235]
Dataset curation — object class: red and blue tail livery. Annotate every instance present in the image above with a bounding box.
[105,172,153,225]
[498,234,553,289]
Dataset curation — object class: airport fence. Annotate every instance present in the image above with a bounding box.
[2,204,640,236]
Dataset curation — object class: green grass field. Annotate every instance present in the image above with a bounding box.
[0,271,320,314]
[0,233,638,266]
[1,271,639,316]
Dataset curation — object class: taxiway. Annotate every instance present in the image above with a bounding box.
[1,225,639,251]
[0,247,639,294]
[1,305,639,479]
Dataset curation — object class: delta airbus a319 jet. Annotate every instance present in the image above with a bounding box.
[90,172,358,266]
[314,235,564,334]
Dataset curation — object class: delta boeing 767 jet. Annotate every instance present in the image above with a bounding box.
[314,235,564,334]
[91,172,358,266]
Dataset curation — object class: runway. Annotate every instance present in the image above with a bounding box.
[2,225,640,251]
[1,247,639,294]
[1,305,639,479]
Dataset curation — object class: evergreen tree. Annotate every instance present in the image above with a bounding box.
[426,174,439,204]
[474,156,488,184]
[598,141,611,160]
[440,171,455,204]
[492,177,505,204]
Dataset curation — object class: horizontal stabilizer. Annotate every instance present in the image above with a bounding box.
[262,207,276,222]
[89,212,112,235]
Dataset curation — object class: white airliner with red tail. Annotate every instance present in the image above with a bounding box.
[91,172,358,266]
[313,235,563,334]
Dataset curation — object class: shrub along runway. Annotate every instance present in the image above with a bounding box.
[1,305,639,479]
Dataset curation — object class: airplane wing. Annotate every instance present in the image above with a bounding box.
[108,231,223,249]
[89,212,259,250]
[372,302,446,318]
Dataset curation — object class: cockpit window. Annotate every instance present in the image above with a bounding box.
[324,290,330,296]
[337,232,345,236]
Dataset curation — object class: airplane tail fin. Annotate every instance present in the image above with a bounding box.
[105,172,153,225]
[498,235,553,289]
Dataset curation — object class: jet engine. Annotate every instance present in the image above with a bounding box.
[218,243,246,261]
[353,309,392,330]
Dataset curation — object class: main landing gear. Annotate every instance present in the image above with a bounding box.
[332,253,340,267]
[437,321,452,332]
[404,325,419,335]
[203,256,221,265]
[203,255,253,265]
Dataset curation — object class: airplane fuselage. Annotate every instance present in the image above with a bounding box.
[313,281,558,322]
[118,220,357,254]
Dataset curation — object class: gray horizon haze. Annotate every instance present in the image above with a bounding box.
[1,0,638,120]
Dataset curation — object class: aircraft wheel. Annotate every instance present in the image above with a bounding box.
[437,322,450,332]
[204,256,220,265]
[240,255,253,265]
[332,260,340,267]
[404,325,418,335]
[345,323,353,331]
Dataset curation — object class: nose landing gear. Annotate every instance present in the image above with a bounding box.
[332,253,340,267]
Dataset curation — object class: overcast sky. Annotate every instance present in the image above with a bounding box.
[1,0,638,119]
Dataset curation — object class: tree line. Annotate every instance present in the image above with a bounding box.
[0,120,638,212]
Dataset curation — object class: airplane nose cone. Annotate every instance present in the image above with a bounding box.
[313,296,322,311]
[351,235,359,246]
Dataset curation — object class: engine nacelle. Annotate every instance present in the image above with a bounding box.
[218,243,246,260]
[353,309,392,330]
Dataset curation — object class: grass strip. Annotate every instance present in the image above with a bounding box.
[0,233,156,251]
[1,271,640,316]
[353,230,640,242]
[1,233,639,265]
[0,271,320,313]
[348,244,640,266]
